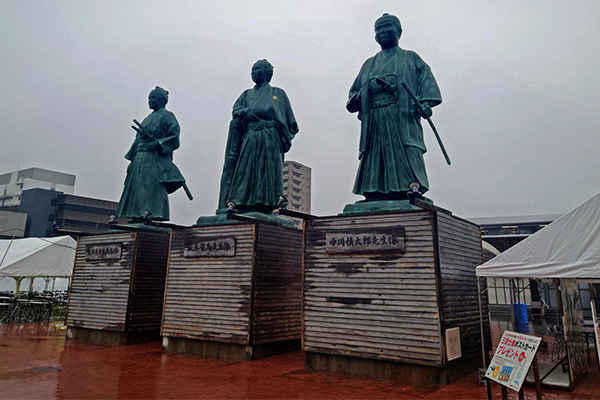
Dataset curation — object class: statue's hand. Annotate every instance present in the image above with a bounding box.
[231,117,244,132]
[146,138,160,152]
[374,77,396,94]
[384,82,397,94]
[239,108,252,120]
[419,102,433,119]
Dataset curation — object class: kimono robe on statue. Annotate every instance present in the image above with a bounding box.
[347,46,441,197]
[218,83,298,212]
[117,108,186,221]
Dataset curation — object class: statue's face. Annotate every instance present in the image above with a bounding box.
[375,20,400,48]
[251,64,267,85]
[148,92,165,110]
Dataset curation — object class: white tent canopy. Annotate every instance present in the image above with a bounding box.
[0,235,76,278]
[476,193,600,279]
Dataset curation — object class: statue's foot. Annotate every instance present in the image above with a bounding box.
[407,182,424,200]
[277,196,288,209]
[226,202,237,214]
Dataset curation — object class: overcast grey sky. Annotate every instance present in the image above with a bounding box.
[2,1,600,225]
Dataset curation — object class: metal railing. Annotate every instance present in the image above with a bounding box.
[0,291,68,323]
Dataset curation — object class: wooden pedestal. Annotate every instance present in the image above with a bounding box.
[303,208,489,385]
[161,221,303,360]
[66,229,171,346]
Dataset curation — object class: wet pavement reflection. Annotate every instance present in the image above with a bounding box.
[2,322,600,399]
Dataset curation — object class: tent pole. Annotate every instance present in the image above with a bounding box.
[1,230,25,298]
[510,279,516,331]
[14,277,23,298]
[517,279,522,332]
[477,277,486,369]
[0,231,19,269]
[478,278,493,399]
[478,278,487,367]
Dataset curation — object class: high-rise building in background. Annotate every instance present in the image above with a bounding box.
[0,167,76,208]
[282,160,311,214]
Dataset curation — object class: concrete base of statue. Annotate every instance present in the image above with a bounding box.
[303,205,489,385]
[66,226,171,346]
[161,220,303,360]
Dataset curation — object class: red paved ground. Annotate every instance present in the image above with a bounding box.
[2,322,600,399]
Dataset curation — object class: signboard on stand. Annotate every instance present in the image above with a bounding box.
[485,330,542,392]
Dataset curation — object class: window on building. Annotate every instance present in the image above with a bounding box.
[539,281,559,309]
[486,278,531,305]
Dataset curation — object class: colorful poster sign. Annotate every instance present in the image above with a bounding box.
[485,330,542,391]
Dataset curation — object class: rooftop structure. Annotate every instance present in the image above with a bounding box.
[0,167,75,208]
[16,188,118,237]
[468,214,562,253]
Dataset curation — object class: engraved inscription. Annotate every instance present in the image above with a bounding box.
[184,237,236,257]
[326,229,405,254]
[85,243,122,260]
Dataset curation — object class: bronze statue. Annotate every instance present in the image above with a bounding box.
[347,13,442,201]
[116,87,190,222]
[217,59,298,214]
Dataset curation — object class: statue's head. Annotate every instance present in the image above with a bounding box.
[251,59,274,84]
[148,86,169,110]
[374,13,402,49]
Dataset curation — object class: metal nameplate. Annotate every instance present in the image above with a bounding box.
[85,243,122,260]
[326,228,405,254]
[184,237,236,257]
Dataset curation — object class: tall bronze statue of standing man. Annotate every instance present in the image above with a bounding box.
[347,14,442,203]
[117,87,189,223]
[217,59,298,215]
